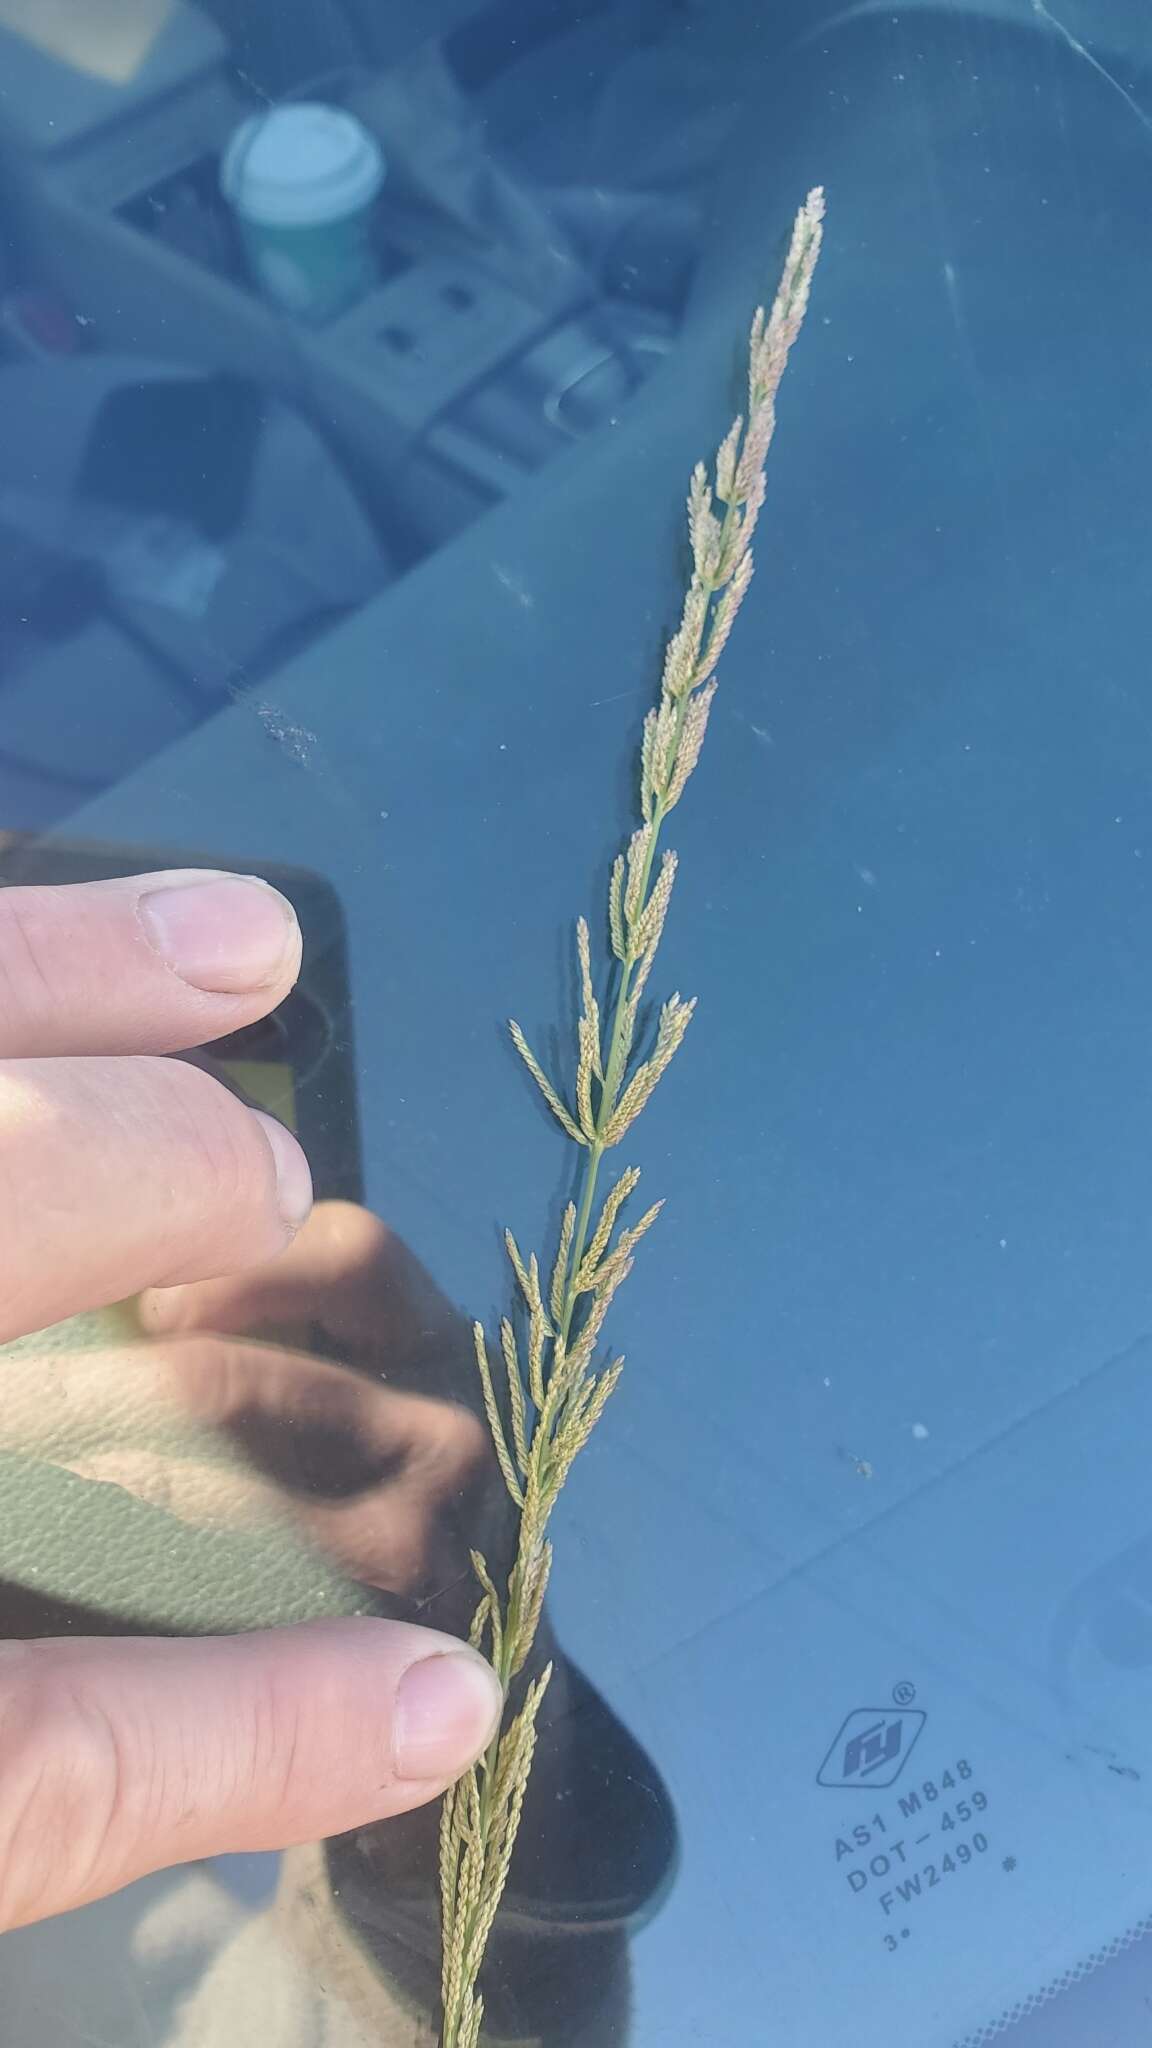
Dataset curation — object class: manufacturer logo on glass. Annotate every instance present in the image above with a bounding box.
[817,1708,927,1789]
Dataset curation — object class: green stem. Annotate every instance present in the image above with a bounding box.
[557,482,743,1354]
[555,787,669,1351]
[443,437,746,2048]
[557,1142,604,1349]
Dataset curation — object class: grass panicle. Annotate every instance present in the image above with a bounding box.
[438,186,824,2048]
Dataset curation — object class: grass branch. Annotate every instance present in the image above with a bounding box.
[438,188,824,2048]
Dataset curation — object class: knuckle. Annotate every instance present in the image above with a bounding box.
[141,1060,285,1278]
[164,1331,271,1427]
[436,1402,491,1486]
[407,1393,490,1493]
[251,1672,308,1819]
[0,892,57,1034]
[0,1646,124,1930]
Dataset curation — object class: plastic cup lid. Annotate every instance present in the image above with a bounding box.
[221,103,385,228]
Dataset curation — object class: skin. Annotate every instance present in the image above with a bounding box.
[0,871,503,1934]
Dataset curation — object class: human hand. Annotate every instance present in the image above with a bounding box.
[0,871,501,1932]
[135,1199,502,1602]
[4,1200,502,1613]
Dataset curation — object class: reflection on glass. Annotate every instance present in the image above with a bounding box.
[0,1195,676,2042]
[9,0,1152,2040]
[0,0,174,85]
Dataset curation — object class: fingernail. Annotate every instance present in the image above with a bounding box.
[138,875,299,994]
[253,1111,314,1231]
[393,1652,503,1782]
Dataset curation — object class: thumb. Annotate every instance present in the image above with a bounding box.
[0,1620,502,1931]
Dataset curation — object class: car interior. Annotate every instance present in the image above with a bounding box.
[0,0,774,825]
[5,3,1152,2044]
[0,0,1139,832]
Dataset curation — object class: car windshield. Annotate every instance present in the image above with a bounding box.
[2,2,1152,2043]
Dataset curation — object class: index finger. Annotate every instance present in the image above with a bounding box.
[139,1203,479,1401]
[0,871,302,1056]
[0,1622,502,1931]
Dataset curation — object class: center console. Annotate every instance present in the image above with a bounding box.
[0,4,673,543]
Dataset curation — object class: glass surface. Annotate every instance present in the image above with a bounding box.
[2,1,1152,2042]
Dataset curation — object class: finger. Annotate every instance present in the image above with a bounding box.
[171,1338,490,1593]
[1,1329,489,1599]
[0,871,302,1057]
[140,1205,474,1396]
[142,1203,430,1336]
[0,1057,312,1343]
[1,1333,490,1595]
[0,1620,502,1930]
